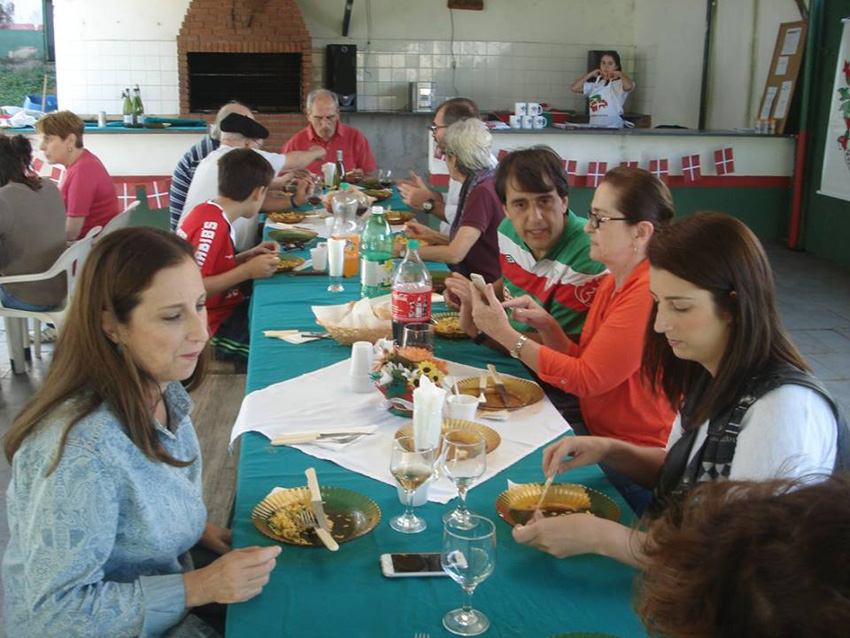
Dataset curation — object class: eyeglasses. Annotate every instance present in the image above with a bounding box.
[587,210,629,229]
[428,124,449,133]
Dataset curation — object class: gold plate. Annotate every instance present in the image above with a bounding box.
[386,210,416,224]
[276,255,305,272]
[395,419,501,454]
[495,483,620,526]
[252,486,381,547]
[456,375,544,411]
[362,188,392,201]
[431,312,468,340]
[268,211,307,224]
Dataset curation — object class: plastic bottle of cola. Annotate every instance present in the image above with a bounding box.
[391,239,432,344]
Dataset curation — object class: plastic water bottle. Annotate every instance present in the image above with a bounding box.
[360,206,394,298]
[391,239,432,344]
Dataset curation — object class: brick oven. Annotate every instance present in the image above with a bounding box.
[177,0,312,151]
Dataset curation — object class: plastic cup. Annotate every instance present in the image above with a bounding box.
[310,245,328,271]
[445,394,479,421]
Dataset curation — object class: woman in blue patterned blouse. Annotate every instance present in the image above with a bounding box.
[2,228,280,637]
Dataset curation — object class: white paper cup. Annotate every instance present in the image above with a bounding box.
[398,480,430,506]
[322,161,336,186]
[521,115,533,129]
[514,102,527,116]
[310,246,328,270]
[350,341,374,376]
[446,394,479,421]
[350,375,374,393]
[323,217,335,238]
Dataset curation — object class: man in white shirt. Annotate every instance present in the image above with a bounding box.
[179,113,325,251]
[398,98,495,235]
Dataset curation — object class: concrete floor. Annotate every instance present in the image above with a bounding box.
[0,241,849,625]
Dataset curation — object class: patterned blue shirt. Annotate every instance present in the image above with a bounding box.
[170,136,219,231]
[2,382,207,637]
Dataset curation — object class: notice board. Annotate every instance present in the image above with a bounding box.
[757,20,808,134]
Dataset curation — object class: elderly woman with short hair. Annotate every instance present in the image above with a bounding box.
[403,118,504,282]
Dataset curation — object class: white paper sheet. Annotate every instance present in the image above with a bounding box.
[774,80,794,120]
[230,359,572,503]
[781,27,802,55]
[775,55,790,76]
[759,86,778,120]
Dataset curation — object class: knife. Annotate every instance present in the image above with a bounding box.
[271,430,372,445]
[305,468,339,551]
[487,364,511,408]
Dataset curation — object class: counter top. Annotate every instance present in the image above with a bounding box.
[491,126,794,138]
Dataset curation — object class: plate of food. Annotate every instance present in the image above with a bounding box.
[267,211,307,224]
[495,483,620,526]
[269,227,319,245]
[276,255,305,272]
[429,270,451,294]
[456,375,544,411]
[362,188,393,202]
[431,312,467,339]
[395,418,501,454]
[394,235,429,249]
[252,486,381,547]
[385,210,416,225]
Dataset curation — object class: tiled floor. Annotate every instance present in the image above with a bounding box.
[0,241,848,624]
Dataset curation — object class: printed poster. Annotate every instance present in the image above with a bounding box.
[819,19,850,202]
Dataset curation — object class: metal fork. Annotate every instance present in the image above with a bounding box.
[321,433,366,444]
[413,633,430,638]
[296,508,338,551]
[477,374,488,404]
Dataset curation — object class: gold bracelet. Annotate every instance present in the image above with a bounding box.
[509,334,528,359]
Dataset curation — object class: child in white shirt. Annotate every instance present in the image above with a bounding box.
[571,50,635,128]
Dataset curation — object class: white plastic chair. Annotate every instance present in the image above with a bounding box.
[0,226,100,373]
[96,200,140,241]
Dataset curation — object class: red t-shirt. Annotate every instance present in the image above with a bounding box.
[60,149,120,238]
[177,201,244,336]
[281,122,377,175]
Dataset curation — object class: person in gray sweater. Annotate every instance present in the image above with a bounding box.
[0,134,67,311]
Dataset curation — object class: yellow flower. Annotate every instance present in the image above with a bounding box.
[418,360,446,384]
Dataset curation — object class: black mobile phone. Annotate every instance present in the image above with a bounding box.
[380,553,448,578]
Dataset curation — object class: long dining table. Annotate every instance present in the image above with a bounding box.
[224,207,647,638]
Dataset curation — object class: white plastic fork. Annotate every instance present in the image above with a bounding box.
[477,374,488,404]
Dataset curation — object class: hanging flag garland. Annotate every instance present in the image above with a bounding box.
[649,159,670,183]
[681,154,702,182]
[714,148,735,175]
[587,161,608,187]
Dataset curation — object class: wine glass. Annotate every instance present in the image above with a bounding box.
[401,322,435,353]
[379,168,394,187]
[441,515,497,636]
[441,430,486,529]
[327,237,346,293]
[390,435,438,534]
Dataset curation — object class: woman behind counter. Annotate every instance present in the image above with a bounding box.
[571,50,635,129]
[2,228,280,637]
[0,134,66,311]
[35,110,120,241]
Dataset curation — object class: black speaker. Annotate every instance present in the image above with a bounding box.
[326,44,357,112]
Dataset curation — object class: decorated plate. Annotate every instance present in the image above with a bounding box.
[252,486,381,547]
[362,188,393,201]
[431,312,467,339]
[495,483,620,526]
[267,211,307,224]
[385,210,416,224]
[276,255,305,272]
[456,375,544,411]
[395,418,501,455]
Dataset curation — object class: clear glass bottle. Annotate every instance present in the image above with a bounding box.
[360,206,394,298]
[333,149,345,189]
[132,84,145,127]
[122,89,133,127]
[391,239,432,344]
[330,188,360,279]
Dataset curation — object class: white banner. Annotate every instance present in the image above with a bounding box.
[819,19,850,202]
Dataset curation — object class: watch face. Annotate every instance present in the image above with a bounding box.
[423,199,434,211]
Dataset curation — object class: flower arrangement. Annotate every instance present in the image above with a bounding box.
[371,339,449,417]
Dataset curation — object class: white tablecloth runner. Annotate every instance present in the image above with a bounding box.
[229,359,572,503]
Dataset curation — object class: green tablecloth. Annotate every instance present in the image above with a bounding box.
[225,235,647,638]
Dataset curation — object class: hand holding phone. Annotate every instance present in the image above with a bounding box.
[380,553,448,578]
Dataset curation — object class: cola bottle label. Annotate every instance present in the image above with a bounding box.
[391,290,431,322]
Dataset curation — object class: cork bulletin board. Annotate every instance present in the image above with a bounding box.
[757,20,808,134]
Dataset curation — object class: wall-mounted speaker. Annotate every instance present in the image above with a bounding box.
[326,44,357,112]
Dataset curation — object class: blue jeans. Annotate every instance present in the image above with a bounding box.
[0,285,57,312]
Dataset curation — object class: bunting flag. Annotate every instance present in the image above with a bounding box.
[30,157,44,172]
[682,154,702,182]
[497,149,510,161]
[714,147,735,175]
[118,182,140,209]
[148,179,171,209]
[620,160,639,168]
[649,158,670,183]
[563,159,580,186]
[587,161,608,187]
[49,166,64,185]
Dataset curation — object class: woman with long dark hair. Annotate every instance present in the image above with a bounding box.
[3,228,280,637]
[513,212,844,566]
[0,134,66,311]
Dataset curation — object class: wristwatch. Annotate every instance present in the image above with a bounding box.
[422,198,436,212]
[509,334,529,359]
[473,331,488,345]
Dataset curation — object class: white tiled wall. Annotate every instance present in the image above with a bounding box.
[56,39,180,116]
[312,38,653,116]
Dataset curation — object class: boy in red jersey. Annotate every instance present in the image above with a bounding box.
[178,148,279,361]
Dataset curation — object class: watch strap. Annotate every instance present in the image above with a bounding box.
[509,334,529,359]
[473,331,488,345]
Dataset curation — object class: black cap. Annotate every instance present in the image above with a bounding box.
[219,113,269,140]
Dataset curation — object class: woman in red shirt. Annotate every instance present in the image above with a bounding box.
[468,167,676,512]
[36,111,119,241]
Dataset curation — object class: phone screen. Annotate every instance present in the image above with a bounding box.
[391,553,443,573]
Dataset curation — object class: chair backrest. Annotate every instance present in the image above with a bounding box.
[96,200,140,240]
[56,226,99,309]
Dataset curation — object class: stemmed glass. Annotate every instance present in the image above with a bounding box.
[441,515,497,636]
[327,236,346,293]
[441,430,486,529]
[389,435,438,534]
[379,169,394,187]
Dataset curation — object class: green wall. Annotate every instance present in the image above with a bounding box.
[0,29,44,58]
[801,0,850,269]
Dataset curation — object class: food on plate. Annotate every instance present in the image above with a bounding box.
[394,235,429,248]
[267,211,307,224]
[362,188,392,201]
[385,210,416,224]
[276,255,305,272]
[433,314,466,338]
[322,188,374,213]
[269,227,318,243]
